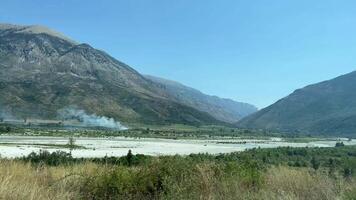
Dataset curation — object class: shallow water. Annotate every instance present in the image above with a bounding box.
[0,136,353,158]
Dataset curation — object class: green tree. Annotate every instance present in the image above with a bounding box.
[344,168,352,178]
[311,157,320,170]
[5,126,11,132]
[335,142,345,147]
[127,149,133,166]
[67,137,76,154]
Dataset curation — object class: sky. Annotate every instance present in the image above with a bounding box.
[1,0,356,109]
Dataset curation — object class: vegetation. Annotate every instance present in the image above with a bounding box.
[0,23,228,127]
[238,71,356,137]
[0,123,323,140]
[0,145,354,199]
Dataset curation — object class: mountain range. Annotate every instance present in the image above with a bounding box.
[146,75,257,123]
[0,23,256,126]
[238,71,356,136]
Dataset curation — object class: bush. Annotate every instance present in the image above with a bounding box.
[3,145,356,199]
[336,142,345,147]
[21,150,74,166]
[0,126,11,133]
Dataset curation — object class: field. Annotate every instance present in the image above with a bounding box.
[0,123,343,139]
[0,123,353,158]
[1,124,356,199]
[1,145,356,199]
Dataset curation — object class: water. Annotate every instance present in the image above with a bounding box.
[0,136,353,158]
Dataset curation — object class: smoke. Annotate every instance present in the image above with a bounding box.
[0,105,16,120]
[58,108,128,130]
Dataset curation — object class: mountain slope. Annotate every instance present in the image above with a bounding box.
[238,71,356,136]
[146,75,257,123]
[0,23,221,126]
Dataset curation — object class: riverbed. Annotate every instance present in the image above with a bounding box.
[0,136,353,158]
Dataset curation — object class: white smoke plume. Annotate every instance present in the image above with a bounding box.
[58,108,128,130]
[0,105,16,120]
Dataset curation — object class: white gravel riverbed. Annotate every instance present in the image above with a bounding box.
[0,136,354,158]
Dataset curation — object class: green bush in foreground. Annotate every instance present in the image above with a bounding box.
[12,145,356,199]
[77,157,263,200]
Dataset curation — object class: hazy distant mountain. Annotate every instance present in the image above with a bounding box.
[0,23,221,126]
[238,71,356,136]
[146,75,258,123]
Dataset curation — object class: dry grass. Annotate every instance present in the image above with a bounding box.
[0,160,96,199]
[260,167,340,200]
[0,160,354,200]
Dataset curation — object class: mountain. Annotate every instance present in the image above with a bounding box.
[0,23,222,126]
[238,71,356,136]
[146,75,257,123]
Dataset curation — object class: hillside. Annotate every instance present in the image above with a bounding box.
[146,75,257,123]
[0,23,221,126]
[238,71,356,136]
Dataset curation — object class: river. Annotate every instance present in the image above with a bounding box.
[0,136,353,158]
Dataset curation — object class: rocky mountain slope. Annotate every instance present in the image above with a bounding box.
[146,75,257,123]
[238,71,356,136]
[0,23,222,126]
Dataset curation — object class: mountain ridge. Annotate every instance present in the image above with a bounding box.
[0,23,78,44]
[146,75,258,123]
[238,70,356,136]
[0,24,256,125]
[0,23,225,126]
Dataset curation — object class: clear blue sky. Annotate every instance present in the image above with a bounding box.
[1,0,356,108]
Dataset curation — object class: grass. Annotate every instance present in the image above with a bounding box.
[0,145,355,199]
[1,124,356,199]
[0,160,78,200]
[283,137,343,143]
[0,123,336,141]
[0,158,355,199]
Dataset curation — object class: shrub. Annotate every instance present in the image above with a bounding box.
[21,150,74,166]
[336,142,345,147]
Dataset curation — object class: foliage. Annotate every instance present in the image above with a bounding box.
[21,150,74,166]
[9,145,356,199]
[0,125,12,133]
[336,142,346,147]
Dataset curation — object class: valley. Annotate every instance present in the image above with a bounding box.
[0,135,351,158]
[1,5,356,198]
[0,124,353,158]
